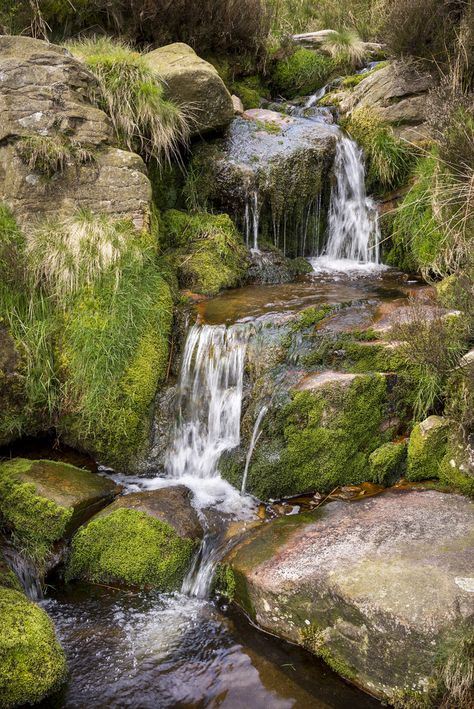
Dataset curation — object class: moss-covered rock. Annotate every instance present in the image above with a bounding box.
[231,76,269,110]
[66,488,201,590]
[162,209,248,296]
[407,416,449,482]
[369,441,407,485]
[0,458,119,572]
[271,49,334,99]
[0,587,67,708]
[439,436,474,497]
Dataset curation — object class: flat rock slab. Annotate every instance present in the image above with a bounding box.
[94,486,203,541]
[227,489,474,701]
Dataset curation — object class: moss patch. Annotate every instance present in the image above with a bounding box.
[301,623,357,682]
[0,587,66,708]
[271,49,334,98]
[406,417,449,482]
[162,209,248,296]
[66,508,195,590]
[369,441,407,485]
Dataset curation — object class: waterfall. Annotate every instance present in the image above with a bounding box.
[165,324,248,482]
[241,406,268,494]
[244,190,260,252]
[3,544,42,600]
[311,134,382,271]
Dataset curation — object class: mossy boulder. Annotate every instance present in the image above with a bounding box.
[369,440,407,485]
[407,416,449,482]
[66,487,201,590]
[222,373,394,500]
[144,43,234,136]
[162,209,248,296]
[225,489,474,705]
[0,458,120,572]
[439,436,474,497]
[0,587,67,708]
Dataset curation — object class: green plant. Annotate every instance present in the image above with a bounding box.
[66,508,195,590]
[67,37,190,164]
[321,28,368,70]
[27,210,144,302]
[437,629,474,708]
[271,49,334,98]
[16,135,94,176]
[343,107,415,192]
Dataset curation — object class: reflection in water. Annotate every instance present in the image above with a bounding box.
[40,586,380,709]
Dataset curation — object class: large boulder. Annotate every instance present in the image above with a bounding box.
[144,43,234,136]
[0,35,151,228]
[0,586,67,708]
[188,109,337,259]
[224,490,474,706]
[66,487,202,590]
[339,61,435,141]
[0,458,120,578]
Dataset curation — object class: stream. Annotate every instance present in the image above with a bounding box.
[22,88,406,708]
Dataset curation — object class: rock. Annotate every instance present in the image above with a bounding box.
[439,434,474,497]
[0,36,111,145]
[0,458,120,574]
[144,43,234,136]
[292,30,384,60]
[369,440,407,485]
[0,586,67,708]
[407,416,449,481]
[188,109,337,259]
[0,35,151,229]
[93,486,203,541]
[0,142,151,230]
[232,94,244,114]
[339,61,435,140]
[225,489,474,705]
[246,248,312,285]
[66,487,201,590]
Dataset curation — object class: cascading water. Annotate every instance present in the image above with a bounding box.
[241,405,268,494]
[244,190,260,252]
[312,135,381,271]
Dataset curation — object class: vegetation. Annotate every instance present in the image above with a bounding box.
[0,587,67,708]
[406,417,449,482]
[68,37,190,164]
[343,107,415,192]
[320,29,368,70]
[271,48,334,98]
[162,210,249,296]
[16,135,95,176]
[369,441,407,485]
[66,508,195,590]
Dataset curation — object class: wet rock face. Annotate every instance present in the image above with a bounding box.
[339,61,435,141]
[144,43,234,136]
[226,489,474,704]
[189,109,337,258]
[0,35,151,228]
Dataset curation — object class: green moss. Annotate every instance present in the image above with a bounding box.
[213,563,237,600]
[391,688,432,709]
[0,551,21,592]
[340,61,389,88]
[291,304,333,332]
[406,417,449,482]
[0,459,72,568]
[244,375,390,499]
[301,623,357,682]
[0,587,67,708]
[232,76,269,109]
[66,508,195,590]
[439,443,474,497]
[369,441,407,485]
[271,49,334,98]
[342,107,416,193]
[162,210,248,296]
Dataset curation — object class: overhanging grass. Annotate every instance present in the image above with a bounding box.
[67,37,190,165]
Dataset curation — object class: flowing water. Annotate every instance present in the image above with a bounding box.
[241,405,268,494]
[312,135,382,271]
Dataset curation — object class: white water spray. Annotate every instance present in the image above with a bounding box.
[244,190,260,252]
[312,135,382,271]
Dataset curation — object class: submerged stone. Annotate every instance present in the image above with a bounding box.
[225,489,474,705]
[66,487,201,590]
[0,586,67,708]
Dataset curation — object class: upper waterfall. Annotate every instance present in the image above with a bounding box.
[311,134,382,271]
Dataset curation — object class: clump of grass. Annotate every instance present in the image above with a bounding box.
[16,135,95,177]
[67,37,190,165]
[27,210,144,303]
[343,107,416,192]
[437,629,474,708]
[271,48,334,98]
[321,28,368,70]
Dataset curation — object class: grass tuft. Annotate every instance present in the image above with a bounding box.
[321,28,368,70]
[67,37,190,165]
[16,135,95,177]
